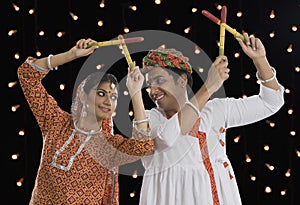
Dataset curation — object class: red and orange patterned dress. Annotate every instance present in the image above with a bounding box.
[18,57,154,205]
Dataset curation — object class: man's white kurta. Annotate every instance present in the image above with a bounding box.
[139,84,284,205]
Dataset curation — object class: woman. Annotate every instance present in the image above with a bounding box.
[17,38,154,204]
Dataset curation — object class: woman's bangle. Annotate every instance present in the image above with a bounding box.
[133,124,150,137]
[132,117,150,136]
[184,101,200,116]
[133,117,149,125]
[256,66,276,84]
[47,54,58,71]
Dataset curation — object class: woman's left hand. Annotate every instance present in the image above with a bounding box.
[71,38,99,58]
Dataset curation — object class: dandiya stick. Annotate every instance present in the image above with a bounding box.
[87,37,144,48]
[118,35,134,70]
[219,6,227,56]
[202,10,245,41]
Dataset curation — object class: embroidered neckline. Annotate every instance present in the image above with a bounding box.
[73,120,102,135]
[51,121,102,171]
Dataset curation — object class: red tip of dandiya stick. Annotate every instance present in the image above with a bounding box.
[118,34,124,40]
[201,10,220,25]
[221,6,227,23]
[124,37,144,44]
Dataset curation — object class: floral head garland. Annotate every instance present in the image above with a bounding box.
[142,47,193,74]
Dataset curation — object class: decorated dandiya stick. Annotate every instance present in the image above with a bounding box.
[202,10,245,41]
[118,34,135,70]
[87,37,144,48]
[219,6,227,56]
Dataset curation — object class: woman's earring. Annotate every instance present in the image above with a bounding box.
[81,104,88,118]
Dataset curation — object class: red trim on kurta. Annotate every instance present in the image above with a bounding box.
[189,118,220,205]
[219,139,225,147]
[219,127,226,133]
[197,131,220,205]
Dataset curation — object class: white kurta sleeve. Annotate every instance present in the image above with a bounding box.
[222,84,284,128]
[259,84,285,111]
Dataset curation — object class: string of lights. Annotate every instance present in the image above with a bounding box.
[2,0,299,204]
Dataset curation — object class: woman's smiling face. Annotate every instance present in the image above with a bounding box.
[86,81,118,121]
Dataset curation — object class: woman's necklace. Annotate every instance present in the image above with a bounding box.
[73,120,102,135]
[51,121,102,171]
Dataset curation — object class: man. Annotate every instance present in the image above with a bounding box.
[138,32,284,205]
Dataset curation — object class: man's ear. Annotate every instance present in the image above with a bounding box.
[179,73,188,86]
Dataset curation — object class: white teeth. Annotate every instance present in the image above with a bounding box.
[153,93,164,101]
[156,95,164,100]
